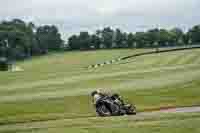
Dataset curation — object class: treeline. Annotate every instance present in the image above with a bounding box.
[1,18,200,61]
[68,26,200,50]
[0,19,63,61]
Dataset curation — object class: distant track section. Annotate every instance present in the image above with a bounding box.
[87,44,200,69]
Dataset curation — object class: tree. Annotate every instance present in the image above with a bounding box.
[0,19,64,60]
[78,31,91,50]
[146,28,160,47]
[159,29,173,47]
[0,19,36,59]
[127,33,135,48]
[170,28,184,45]
[114,29,123,48]
[36,25,63,52]
[91,34,101,49]
[101,27,114,48]
[134,32,147,48]
[68,35,80,50]
[188,25,200,44]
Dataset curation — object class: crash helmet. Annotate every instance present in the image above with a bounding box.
[91,90,98,97]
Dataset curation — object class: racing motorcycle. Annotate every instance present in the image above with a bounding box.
[95,95,136,117]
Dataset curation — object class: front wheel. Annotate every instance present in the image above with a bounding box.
[96,104,111,117]
[125,104,137,115]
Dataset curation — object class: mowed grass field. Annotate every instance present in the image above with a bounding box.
[0,48,200,133]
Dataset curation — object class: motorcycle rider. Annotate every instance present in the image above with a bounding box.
[91,89,129,115]
[91,90,103,105]
[91,89,123,106]
[91,89,136,116]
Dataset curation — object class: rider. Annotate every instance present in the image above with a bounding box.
[91,89,124,106]
[91,90,102,105]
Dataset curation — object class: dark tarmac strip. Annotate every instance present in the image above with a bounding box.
[139,106,200,115]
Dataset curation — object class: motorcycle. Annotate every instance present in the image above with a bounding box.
[95,95,136,117]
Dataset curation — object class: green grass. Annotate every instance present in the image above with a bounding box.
[0,48,200,132]
[1,112,200,133]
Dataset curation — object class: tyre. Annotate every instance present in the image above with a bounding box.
[125,104,137,115]
[96,104,111,117]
